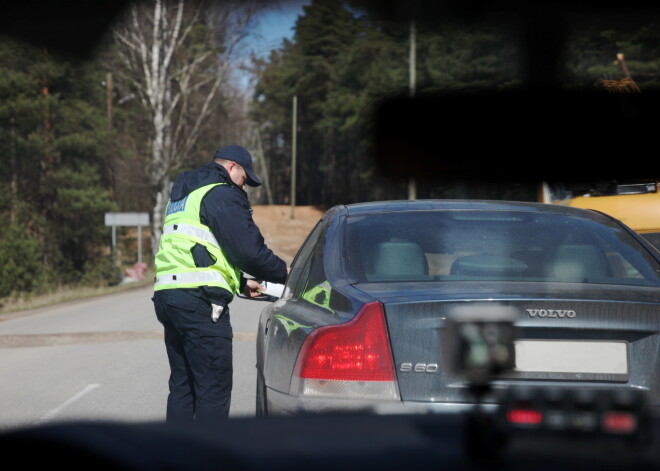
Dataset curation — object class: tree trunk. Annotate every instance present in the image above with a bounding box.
[151,179,170,258]
[112,0,263,258]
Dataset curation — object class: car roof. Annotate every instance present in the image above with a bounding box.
[337,199,606,220]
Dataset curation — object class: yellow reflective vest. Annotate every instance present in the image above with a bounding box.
[154,183,241,294]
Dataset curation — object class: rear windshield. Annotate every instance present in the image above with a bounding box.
[345,210,660,287]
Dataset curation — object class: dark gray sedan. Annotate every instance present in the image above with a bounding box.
[256,200,660,418]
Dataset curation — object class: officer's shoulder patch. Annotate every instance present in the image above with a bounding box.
[166,196,189,216]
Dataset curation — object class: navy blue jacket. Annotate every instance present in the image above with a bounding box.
[169,161,288,297]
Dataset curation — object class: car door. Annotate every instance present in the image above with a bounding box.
[259,215,332,394]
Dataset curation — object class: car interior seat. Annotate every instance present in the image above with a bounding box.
[372,241,429,280]
[551,244,611,282]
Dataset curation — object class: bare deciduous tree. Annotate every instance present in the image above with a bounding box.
[112,0,266,256]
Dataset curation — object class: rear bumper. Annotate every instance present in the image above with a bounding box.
[266,387,398,415]
[265,387,496,416]
[266,386,660,418]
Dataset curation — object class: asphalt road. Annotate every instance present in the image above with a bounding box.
[0,285,267,431]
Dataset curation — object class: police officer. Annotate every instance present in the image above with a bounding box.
[152,144,288,423]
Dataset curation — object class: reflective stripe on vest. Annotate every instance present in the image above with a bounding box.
[163,223,220,248]
[155,271,228,287]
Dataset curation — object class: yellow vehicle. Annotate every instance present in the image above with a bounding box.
[542,181,660,251]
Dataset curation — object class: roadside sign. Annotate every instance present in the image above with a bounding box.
[105,212,150,264]
[105,212,149,226]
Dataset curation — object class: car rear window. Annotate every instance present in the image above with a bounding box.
[345,210,660,287]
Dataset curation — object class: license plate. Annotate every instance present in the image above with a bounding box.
[505,340,628,382]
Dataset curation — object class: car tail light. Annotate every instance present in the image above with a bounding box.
[601,411,638,434]
[507,408,543,425]
[290,302,400,400]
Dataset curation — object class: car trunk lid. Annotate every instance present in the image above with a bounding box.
[358,283,660,407]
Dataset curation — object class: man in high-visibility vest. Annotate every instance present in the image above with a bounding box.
[152,144,288,423]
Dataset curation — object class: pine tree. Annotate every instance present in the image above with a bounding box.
[0,38,119,294]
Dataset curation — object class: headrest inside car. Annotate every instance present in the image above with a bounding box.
[552,244,609,282]
[373,241,429,280]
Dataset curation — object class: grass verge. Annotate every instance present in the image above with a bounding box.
[0,271,154,316]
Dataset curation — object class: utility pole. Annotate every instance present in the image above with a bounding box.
[408,20,417,200]
[106,72,113,130]
[409,20,417,98]
[254,129,273,205]
[290,95,297,219]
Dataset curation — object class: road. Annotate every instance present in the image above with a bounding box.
[0,285,267,431]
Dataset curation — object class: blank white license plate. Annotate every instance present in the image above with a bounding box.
[510,340,628,381]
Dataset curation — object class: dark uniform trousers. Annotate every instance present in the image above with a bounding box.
[152,288,233,423]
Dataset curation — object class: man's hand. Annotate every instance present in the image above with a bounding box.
[242,279,265,298]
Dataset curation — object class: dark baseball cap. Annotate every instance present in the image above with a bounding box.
[213,145,262,187]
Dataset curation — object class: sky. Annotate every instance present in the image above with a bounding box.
[232,0,310,90]
[246,1,311,59]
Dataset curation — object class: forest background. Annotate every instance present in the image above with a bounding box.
[1,0,659,300]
